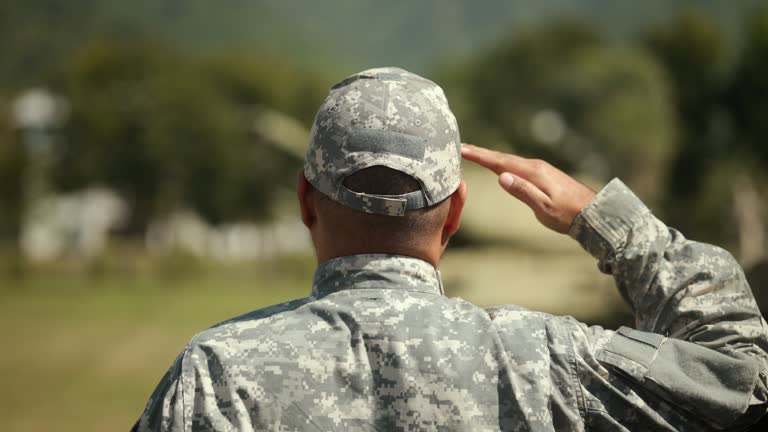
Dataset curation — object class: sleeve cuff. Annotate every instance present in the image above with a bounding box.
[568,178,650,265]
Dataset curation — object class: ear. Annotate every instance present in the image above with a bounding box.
[297,170,316,229]
[442,180,467,245]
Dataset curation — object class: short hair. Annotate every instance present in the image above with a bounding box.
[344,165,422,196]
[314,166,451,249]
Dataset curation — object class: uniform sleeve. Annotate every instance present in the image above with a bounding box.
[132,352,187,432]
[566,178,768,431]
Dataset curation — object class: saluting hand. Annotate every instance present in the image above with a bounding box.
[461,143,597,234]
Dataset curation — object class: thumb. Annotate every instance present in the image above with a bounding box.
[498,172,551,212]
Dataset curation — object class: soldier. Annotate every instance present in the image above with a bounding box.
[133,68,768,431]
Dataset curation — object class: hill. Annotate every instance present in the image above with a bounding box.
[1,0,765,86]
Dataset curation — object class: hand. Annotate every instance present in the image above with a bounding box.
[461,143,597,234]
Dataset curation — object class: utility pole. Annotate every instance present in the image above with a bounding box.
[12,88,67,262]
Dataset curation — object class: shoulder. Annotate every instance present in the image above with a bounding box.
[482,304,588,353]
[189,296,315,346]
[483,303,557,326]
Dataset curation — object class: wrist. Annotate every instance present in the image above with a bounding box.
[569,178,649,263]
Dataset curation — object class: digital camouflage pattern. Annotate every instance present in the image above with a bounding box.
[303,67,461,216]
[134,178,768,431]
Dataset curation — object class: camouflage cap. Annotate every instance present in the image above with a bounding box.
[304,67,461,216]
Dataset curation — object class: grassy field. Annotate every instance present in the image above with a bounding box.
[0,255,315,432]
[0,240,630,431]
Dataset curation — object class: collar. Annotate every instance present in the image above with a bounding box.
[311,254,444,299]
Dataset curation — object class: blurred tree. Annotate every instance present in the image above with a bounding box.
[53,41,306,234]
[729,9,768,167]
[643,12,735,244]
[645,10,768,254]
[0,0,104,89]
[465,21,676,201]
[205,57,327,126]
[726,9,768,263]
[0,98,25,245]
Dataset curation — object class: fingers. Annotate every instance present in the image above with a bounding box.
[463,143,593,234]
[498,172,552,213]
[461,143,512,173]
[461,143,538,180]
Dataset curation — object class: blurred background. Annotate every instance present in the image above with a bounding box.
[1,1,768,430]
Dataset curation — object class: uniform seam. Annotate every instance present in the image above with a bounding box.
[179,347,189,431]
[598,350,649,378]
[565,320,590,431]
[313,287,443,300]
[649,282,688,335]
[544,321,554,427]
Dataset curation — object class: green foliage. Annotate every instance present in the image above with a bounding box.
[642,13,730,241]
[642,10,768,245]
[729,9,768,166]
[0,0,109,90]
[463,21,676,200]
[644,12,726,108]
[53,41,309,229]
[0,98,24,241]
[203,57,327,126]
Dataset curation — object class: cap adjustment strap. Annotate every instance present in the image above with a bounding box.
[337,187,427,217]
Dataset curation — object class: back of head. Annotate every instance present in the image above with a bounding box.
[313,166,452,252]
[304,67,461,255]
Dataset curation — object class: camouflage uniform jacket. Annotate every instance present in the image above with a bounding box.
[133,179,768,431]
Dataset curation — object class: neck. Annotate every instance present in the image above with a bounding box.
[315,244,440,267]
[311,254,445,298]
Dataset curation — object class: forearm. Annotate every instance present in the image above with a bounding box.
[570,178,768,357]
[564,179,768,428]
[462,144,768,428]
